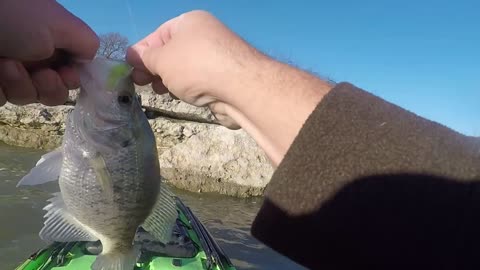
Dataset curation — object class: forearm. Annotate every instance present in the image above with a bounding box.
[250,82,480,269]
[220,55,333,166]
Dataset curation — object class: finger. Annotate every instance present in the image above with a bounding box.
[126,15,181,70]
[169,93,180,100]
[0,59,37,105]
[155,15,181,44]
[23,50,72,72]
[141,45,174,78]
[209,102,241,130]
[0,88,6,106]
[131,69,154,86]
[57,65,80,90]
[126,46,147,71]
[214,115,241,130]
[151,77,169,95]
[49,3,99,60]
[126,33,158,71]
[31,69,68,106]
[126,44,153,80]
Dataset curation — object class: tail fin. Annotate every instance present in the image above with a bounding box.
[91,247,139,270]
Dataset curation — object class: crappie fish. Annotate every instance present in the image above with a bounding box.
[17,57,177,270]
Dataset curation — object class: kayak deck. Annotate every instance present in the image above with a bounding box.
[15,197,236,270]
[17,243,210,270]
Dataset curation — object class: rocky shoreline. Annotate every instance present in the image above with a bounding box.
[0,85,273,197]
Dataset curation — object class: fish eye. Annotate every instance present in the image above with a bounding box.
[118,95,132,105]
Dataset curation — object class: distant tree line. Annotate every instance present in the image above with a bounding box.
[97,32,129,60]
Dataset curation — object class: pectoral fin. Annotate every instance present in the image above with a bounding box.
[141,186,178,243]
[40,192,98,243]
[89,153,114,202]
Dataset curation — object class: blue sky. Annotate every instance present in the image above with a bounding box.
[59,0,479,136]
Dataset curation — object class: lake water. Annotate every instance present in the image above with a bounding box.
[0,142,305,270]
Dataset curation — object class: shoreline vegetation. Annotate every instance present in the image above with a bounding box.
[0,85,273,197]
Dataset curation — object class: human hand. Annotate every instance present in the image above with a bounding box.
[127,10,265,129]
[128,10,331,166]
[0,0,99,106]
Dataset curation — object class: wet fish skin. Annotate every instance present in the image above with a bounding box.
[62,58,161,266]
[17,57,178,270]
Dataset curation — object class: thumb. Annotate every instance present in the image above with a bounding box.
[127,42,168,86]
[127,13,183,73]
[127,39,172,91]
[141,47,173,95]
[141,44,172,79]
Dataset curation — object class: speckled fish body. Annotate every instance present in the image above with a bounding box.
[18,57,177,270]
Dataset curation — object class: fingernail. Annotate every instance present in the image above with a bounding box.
[56,74,68,91]
[65,78,80,90]
[2,61,21,81]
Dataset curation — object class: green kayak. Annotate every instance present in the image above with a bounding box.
[15,197,236,270]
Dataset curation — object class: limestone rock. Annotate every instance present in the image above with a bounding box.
[67,89,80,104]
[136,85,217,123]
[0,125,63,150]
[159,126,274,197]
[0,86,275,197]
[0,103,71,149]
[148,117,214,155]
[0,103,71,128]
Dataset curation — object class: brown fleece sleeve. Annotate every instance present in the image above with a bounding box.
[251,82,480,270]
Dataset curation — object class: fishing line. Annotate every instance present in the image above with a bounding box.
[125,0,139,43]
